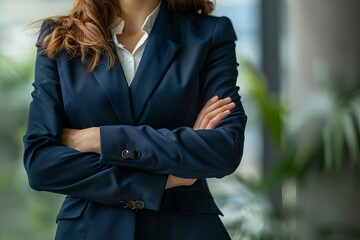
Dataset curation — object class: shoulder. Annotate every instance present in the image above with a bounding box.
[178,14,233,28]
[36,18,58,48]
[177,15,237,44]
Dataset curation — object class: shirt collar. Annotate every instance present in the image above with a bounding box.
[111,1,161,36]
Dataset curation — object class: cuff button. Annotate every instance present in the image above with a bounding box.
[128,200,136,210]
[135,200,145,210]
[121,150,131,159]
[130,150,141,160]
[119,201,128,208]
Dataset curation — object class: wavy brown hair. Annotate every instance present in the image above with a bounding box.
[38,0,215,72]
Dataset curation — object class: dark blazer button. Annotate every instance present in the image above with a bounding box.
[128,200,136,209]
[121,150,131,159]
[130,150,140,160]
[119,201,128,208]
[135,201,145,210]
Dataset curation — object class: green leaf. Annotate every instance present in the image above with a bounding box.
[323,123,333,170]
[341,108,359,164]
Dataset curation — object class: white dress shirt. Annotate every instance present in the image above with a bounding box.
[111,2,161,86]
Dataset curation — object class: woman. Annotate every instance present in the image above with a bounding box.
[23,0,247,239]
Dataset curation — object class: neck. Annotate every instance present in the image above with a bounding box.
[118,0,160,34]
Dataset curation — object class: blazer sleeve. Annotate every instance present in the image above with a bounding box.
[99,17,247,179]
[23,22,168,211]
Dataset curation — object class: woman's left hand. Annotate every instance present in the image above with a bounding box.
[61,127,100,154]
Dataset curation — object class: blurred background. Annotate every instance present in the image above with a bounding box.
[1,0,359,239]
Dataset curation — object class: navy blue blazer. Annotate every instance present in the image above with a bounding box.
[23,2,247,239]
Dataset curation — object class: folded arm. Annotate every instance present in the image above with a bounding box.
[23,44,169,211]
[24,23,236,211]
[87,17,247,179]
[62,96,236,187]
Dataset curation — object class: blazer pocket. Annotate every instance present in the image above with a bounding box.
[56,196,90,222]
[175,194,223,216]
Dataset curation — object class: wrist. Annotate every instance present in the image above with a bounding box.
[89,127,100,154]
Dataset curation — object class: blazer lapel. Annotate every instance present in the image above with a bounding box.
[130,2,179,122]
[91,53,135,125]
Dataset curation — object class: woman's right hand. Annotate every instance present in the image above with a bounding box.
[165,95,236,189]
[193,95,235,130]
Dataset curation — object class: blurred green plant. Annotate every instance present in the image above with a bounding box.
[218,58,296,240]
[0,53,62,240]
[317,223,360,240]
[240,59,360,187]
[218,175,296,240]
[240,58,285,148]
[0,54,35,110]
[0,55,34,91]
[231,58,360,240]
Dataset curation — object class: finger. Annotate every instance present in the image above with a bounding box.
[205,102,235,123]
[194,96,219,129]
[199,102,236,129]
[204,95,219,109]
[195,97,232,129]
[203,97,232,115]
[205,110,231,130]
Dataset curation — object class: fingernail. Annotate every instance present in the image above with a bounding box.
[211,95,219,101]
